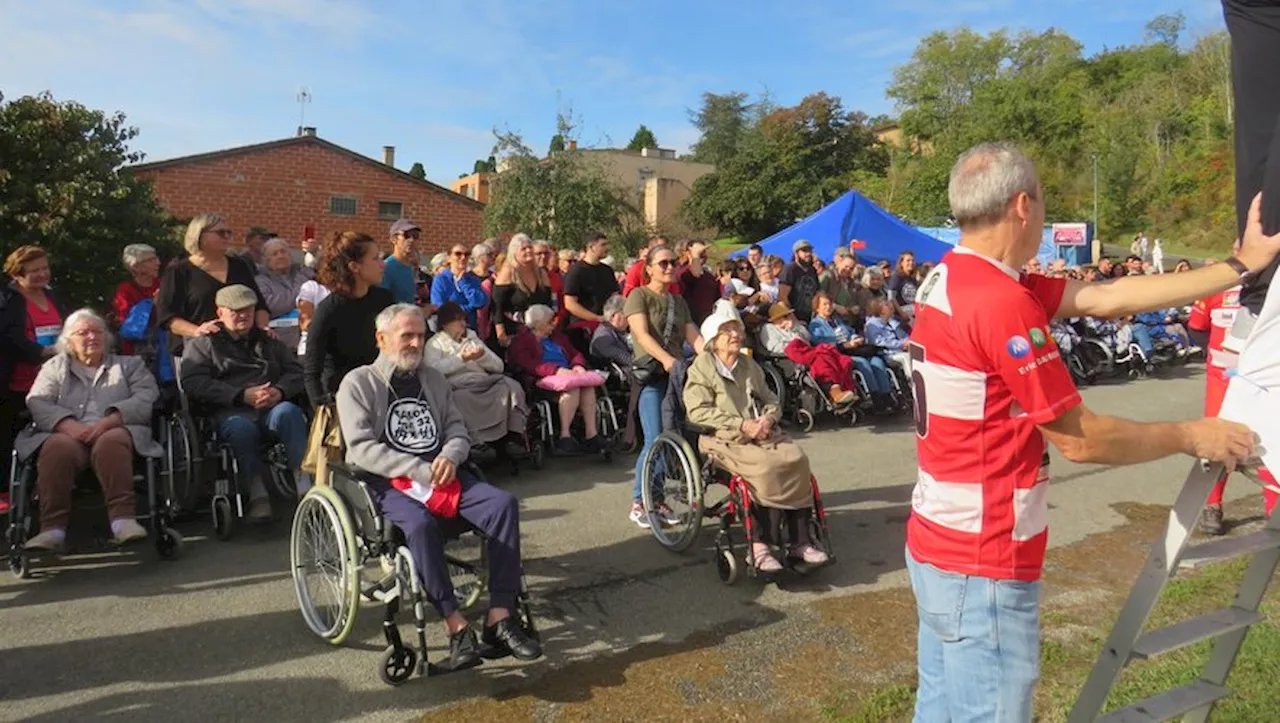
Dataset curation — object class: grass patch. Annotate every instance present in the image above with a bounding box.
[829,557,1280,722]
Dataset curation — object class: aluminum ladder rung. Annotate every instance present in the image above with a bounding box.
[1179,529,1280,569]
[1095,681,1231,723]
[1130,607,1262,659]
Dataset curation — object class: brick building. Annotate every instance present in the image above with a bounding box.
[130,128,485,257]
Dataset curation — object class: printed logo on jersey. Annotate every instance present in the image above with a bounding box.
[384,397,440,455]
[1028,327,1047,348]
[1224,288,1240,307]
[1006,335,1031,359]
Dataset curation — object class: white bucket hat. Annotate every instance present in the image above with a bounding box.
[699,299,744,351]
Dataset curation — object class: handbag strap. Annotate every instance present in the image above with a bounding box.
[659,290,677,346]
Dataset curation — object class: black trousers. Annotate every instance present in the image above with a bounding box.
[1225,0,1280,312]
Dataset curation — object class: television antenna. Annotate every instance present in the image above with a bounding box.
[297,86,312,128]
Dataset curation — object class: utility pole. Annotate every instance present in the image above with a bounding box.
[1092,153,1099,235]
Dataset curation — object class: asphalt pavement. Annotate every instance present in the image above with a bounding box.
[0,365,1243,722]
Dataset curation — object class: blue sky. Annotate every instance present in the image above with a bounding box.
[2,0,1225,187]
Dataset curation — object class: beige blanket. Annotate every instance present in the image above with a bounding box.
[451,374,529,444]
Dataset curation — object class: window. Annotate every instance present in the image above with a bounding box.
[329,196,357,216]
[377,201,403,220]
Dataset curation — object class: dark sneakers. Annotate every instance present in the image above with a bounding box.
[481,617,543,661]
[443,626,483,671]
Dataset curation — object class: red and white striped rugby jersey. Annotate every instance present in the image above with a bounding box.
[1187,286,1241,379]
[905,246,1082,581]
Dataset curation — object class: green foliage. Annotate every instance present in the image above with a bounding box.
[881,23,1235,253]
[485,114,642,253]
[548,134,566,154]
[687,91,757,167]
[625,124,658,151]
[408,162,426,179]
[683,92,888,241]
[0,92,178,311]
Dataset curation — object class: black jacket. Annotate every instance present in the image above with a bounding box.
[0,282,66,392]
[179,325,304,420]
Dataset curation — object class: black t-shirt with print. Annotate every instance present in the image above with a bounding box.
[779,262,820,321]
[382,371,442,463]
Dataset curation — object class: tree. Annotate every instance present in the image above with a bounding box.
[548,134,566,154]
[683,92,888,240]
[687,91,755,166]
[485,114,641,253]
[625,124,658,151]
[0,92,178,310]
[408,162,426,179]
[1145,12,1185,47]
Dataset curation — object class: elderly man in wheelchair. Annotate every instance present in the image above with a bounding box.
[179,285,309,522]
[334,302,541,672]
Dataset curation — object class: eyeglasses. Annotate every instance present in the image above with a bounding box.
[401,231,421,240]
[206,228,234,239]
[653,259,677,270]
[451,251,468,257]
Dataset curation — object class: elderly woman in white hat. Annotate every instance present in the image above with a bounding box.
[683,300,830,572]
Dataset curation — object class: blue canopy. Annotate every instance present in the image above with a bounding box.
[736,190,954,265]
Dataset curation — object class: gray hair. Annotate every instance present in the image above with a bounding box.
[374,303,424,333]
[56,308,111,355]
[122,243,157,270]
[183,213,227,255]
[948,142,1040,229]
[601,293,626,320]
[470,242,492,261]
[262,237,291,257]
[862,268,881,286]
[524,304,554,329]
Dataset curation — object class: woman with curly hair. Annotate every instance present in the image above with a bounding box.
[303,231,391,406]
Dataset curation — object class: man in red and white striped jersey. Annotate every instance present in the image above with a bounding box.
[905,142,1276,722]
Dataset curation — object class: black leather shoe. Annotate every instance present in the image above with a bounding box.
[444,626,483,671]
[481,617,543,661]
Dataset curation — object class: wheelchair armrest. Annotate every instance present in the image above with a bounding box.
[326,459,360,482]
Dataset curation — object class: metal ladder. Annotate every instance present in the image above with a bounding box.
[1069,461,1280,722]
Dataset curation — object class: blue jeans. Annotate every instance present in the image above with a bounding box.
[633,380,666,504]
[906,550,1041,723]
[851,355,893,394]
[1130,324,1155,356]
[218,401,310,500]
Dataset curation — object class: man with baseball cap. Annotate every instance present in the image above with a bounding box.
[383,219,423,305]
[778,239,820,323]
[180,284,309,521]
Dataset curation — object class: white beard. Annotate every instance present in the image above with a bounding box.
[392,351,422,373]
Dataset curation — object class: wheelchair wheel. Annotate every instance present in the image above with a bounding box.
[715,534,739,585]
[163,412,197,512]
[378,645,417,686]
[762,363,788,413]
[640,432,703,552]
[212,496,235,541]
[155,527,184,559]
[9,552,30,580]
[793,408,815,433]
[529,438,545,470]
[291,486,361,645]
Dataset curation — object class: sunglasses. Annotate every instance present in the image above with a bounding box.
[451,250,468,257]
[207,228,234,239]
[401,230,421,240]
[736,265,751,271]
[653,259,677,270]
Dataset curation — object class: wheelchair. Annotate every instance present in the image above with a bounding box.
[160,374,298,540]
[636,421,834,585]
[290,460,537,686]
[757,353,861,432]
[523,376,614,463]
[6,423,183,579]
[591,358,639,454]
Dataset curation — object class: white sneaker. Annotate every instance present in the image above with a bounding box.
[112,519,148,545]
[26,528,66,553]
[628,503,652,529]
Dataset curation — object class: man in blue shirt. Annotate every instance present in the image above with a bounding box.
[382,219,423,305]
[430,242,489,328]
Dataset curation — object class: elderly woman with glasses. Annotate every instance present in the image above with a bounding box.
[156,213,269,356]
[684,303,830,572]
[254,237,315,352]
[426,301,528,449]
[491,234,553,348]
[14,309,162,552]
[113,244,162,356]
